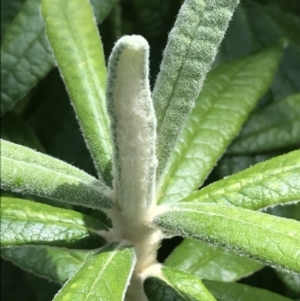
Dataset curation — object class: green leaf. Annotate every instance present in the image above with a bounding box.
[53,243,136,301]
[144,266,217,301]
[165,238,262,282]
[275,269,300,297]
[0,139,112,209]
[90,0,119,22]
[1,0,26,39]
[157,44,283,205]
[242,1,300,99]
[41,0,112,184]
[183,150,300,210]
[1,197,108,248]
[154,203,300,273]
[106,35,156,220]
[1,259,38,301]
[228,93,300,154]
[1,246,95,284]
[1,0,54,115]
[215,153,276,179]
[203,280,294,301]
[153,0,240,178]
[1,111,45,152]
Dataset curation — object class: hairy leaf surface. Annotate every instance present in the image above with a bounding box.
[106,35,156,219]
[154,203,300,272]
[0,139,112,209]
[41,0,112,183]
[183,150,300,210]
[53,243,136,301]
[153,0,240,178]
[1,197,108,248]
[157,44,282,205]
[1,246,95,284]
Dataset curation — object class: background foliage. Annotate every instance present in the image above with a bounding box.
[1,0,300,300]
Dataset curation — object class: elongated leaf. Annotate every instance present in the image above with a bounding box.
[106,35,156,221]
[144,266,217,301]
[153,0,240,178]
[0,0,54,115]
[0,139,112,209]
[41,0,112,183]
[203,280,294,301]
[1,246,95,283]
[0,197,108,248]
[165,238,262,282]
[1,0,119,117]
[53,243,136,301]
[154,203,300,272]
[183,150,300,210]
[228,93,300,154]
[157,44,283,205]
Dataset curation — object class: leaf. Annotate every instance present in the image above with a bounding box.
[106,35,156,220]
[215,153,276,179]
[153,0,240,178]
[1,111,45,152]
[1,259,38,301]
[275,269,300,297]
[157,43,283,205]
[203,280,294,301]
[183,150,300,210]
[242,0,300,99]
[25,273,59,301]
[1,0,120,118]
[1,246,95,283]
[0,139,113,209]
[53,243,136,301]
[0,197,108,248]
[0,0,26,39]
[154,203,300,273]
[164,238,262,282]
[41,0,112,184]
[90,0,119,22]
[0,0,54,115]
[144,266,217,301]
[228,93,300,154]
[26,70,96,176]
